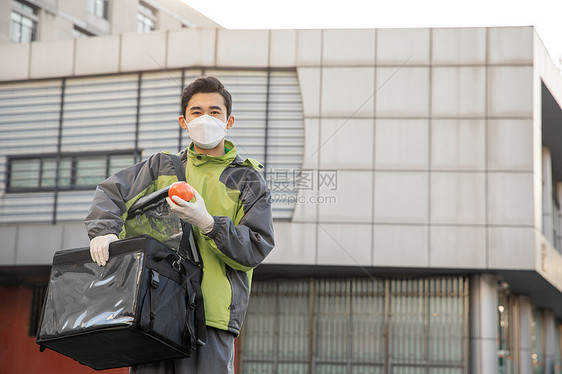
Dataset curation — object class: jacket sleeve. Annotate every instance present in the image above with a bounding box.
[84,153,177,240]
[204,168,275,272]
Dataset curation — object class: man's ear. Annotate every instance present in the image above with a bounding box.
[179,116,188,130]
[226,115,235,130]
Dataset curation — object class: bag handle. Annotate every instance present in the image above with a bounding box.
[177,221,207,347]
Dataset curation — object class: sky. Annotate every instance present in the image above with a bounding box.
[182,0,562,67]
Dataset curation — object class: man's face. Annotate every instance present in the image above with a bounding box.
[180,92,234,129]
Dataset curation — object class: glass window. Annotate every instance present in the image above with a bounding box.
[10,1,38,43]
[87,0,108,20]
[552,192,561,252]
[497,291,514,374]
[554,321,562,374]
[12,0,35,13]
[41,159,57,188]
[137,2,156,33]
[109,154,135,174]
[10,159,40,188]
[75,157,106,186]
[7,152,136,192]
[532,309,545,374]
[242,277,468,373]
[58,158,73,187]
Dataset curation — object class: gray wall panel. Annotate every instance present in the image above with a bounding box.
[16,224,63,264]
[0,225,17,265]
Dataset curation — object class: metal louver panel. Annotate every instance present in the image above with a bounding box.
[0,80,62,155]
[0,192,54,223]
[208,69,268,164]
[55,190,96,222]
[266,71,305,220]
[138,70,184,158]
[267,71,305,170]
[62,75,138,152]
[0,80,62,222]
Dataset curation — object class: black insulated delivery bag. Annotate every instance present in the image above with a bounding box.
[36,234,203,370]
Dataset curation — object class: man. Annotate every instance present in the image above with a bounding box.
[85,76,275,373]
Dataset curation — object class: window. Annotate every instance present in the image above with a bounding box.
[497,290,515,374]
[137,2,156,33]
[541,147,562,253]
[87,0,108,20]
[531,309,545,374]
[553,195,562,252]
[242,277,468,373]
[7,151,137,192]
[10,0,38,43]
[554,320,562,374]
[28,285,47,336]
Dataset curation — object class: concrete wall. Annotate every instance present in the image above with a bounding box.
[0,0,14,44]
[1,27,562,274]
[0,223,89,265]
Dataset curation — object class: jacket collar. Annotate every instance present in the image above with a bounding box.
[186,140,238,166]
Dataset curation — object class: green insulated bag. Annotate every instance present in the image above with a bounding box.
[124,186,183,249]
[123,152,187,251]
[36,234,205,370]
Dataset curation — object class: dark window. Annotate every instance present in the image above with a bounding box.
[7,151,137,192]
[29,285,47,336]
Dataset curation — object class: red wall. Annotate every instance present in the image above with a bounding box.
[1,284,241,373]
[0,284,127,374]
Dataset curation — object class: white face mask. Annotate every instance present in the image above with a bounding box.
[186,114,227,149]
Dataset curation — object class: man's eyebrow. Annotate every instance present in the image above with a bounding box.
[188,105,223,111]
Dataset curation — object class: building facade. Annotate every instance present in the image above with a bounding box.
[0,6,561,373]
[1,0,221,44]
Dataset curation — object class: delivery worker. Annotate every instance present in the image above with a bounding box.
[85,76,275,373]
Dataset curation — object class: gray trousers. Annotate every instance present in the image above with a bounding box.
[130,327,235,374]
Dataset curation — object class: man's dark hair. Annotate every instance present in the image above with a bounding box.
[181,76,232,118]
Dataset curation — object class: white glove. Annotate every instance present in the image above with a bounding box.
[90,233,119,266]
[166,188,215,234]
